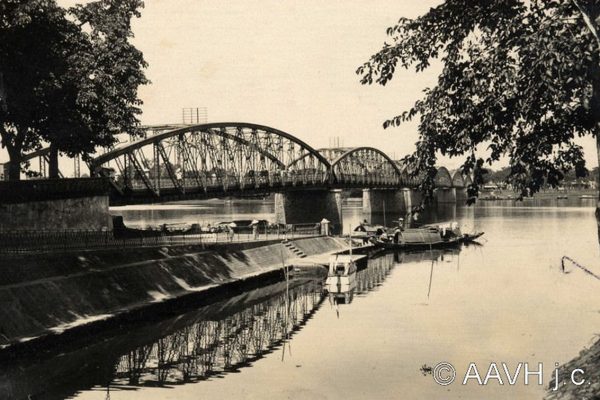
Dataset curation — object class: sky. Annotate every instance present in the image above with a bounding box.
[128,0,443,160]
[2,0,598,172]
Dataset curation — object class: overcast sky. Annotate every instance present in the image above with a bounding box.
[128,0,443,160]
[3,0,598,172]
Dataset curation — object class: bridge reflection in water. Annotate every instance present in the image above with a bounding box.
[112,280,324,388]
[110,254,400,390]
[0,250,454,399]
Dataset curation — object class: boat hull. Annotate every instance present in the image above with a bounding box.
[372,232,484,250]
[373,238,462,250]
[325,274,356,290]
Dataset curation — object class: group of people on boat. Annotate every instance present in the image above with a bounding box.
[354,217,482,250]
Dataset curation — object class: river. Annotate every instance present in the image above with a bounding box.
[2,197,600,399]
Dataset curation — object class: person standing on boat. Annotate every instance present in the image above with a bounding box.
[251,220,259,240]
[227,224,235,242]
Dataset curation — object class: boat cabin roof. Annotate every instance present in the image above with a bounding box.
[329,255,365,264]
[354,224,385,233]
[421,221,458,229]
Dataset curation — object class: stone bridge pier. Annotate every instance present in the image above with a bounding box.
[361,188,421,224]
[274,189,343,231]
[434,187,468,203]
[434,187,457,203]
[433,167,470,204]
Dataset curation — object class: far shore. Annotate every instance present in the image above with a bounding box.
[479,188,597,200]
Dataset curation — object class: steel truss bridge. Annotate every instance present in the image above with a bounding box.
[87,122,423,204]
[8,122,470,204]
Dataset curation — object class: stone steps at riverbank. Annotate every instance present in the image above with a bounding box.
[283,240,307,258]
[0,236,347,349]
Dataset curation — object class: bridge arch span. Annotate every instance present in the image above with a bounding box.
[330,147,403,187]
[89,122,331,202]
[434,166,453,188]
[449,169,465,188]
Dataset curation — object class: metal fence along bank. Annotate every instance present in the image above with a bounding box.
[0,223,323,254]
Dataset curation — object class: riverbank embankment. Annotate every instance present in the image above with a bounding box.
[0,236,348,349]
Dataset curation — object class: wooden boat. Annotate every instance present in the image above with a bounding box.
[325,255,358,290]
[351,223,386,241]
[324,255,360,304]
[370,223,484,250]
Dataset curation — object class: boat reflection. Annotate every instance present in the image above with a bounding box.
[393,247,461,264]
[0,251,404,400]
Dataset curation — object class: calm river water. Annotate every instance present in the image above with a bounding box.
[4,198,600,399]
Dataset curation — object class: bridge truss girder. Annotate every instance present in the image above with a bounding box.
[89,123,331,201]
[330,147,404,188]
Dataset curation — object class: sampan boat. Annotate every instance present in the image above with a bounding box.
[370,223,484,250]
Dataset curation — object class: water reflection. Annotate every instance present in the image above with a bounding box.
[327,253,396,306]
[4,199,599,399]
[0,280,322,399]
[112,281,322,388]
[356,253,395,295]
[0,252,401,400]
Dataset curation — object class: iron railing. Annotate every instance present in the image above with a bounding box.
[0,223,323,254]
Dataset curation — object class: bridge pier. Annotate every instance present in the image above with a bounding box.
[362,188,420,224]
[455,187,468,203]
[400,188,422,212]
[274,189,343,231]
[434,187,457,203]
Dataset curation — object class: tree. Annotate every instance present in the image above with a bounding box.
[0,0,148,180]
[357,0,600,202]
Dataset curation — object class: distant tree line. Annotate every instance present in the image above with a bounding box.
[483,166,599,186]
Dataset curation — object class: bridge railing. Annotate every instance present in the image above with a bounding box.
[115,169,332,197]
[0,223,323,254]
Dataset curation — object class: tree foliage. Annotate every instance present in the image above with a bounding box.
[0,0,148,180]
[358,0,600,201]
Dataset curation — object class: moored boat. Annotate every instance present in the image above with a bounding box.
[351,222,386,242]
[325,255,361,304]
[325,255,358,291]
[369,222,484,250]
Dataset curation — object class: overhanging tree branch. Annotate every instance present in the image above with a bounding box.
[359,0,599,200]
[573,0,600,49]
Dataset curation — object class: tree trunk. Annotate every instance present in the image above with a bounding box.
[596,135,600,235]
[0,71,6,113]
[48,145,59,179]
[6,146,21,181]
[597,133,600,199]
